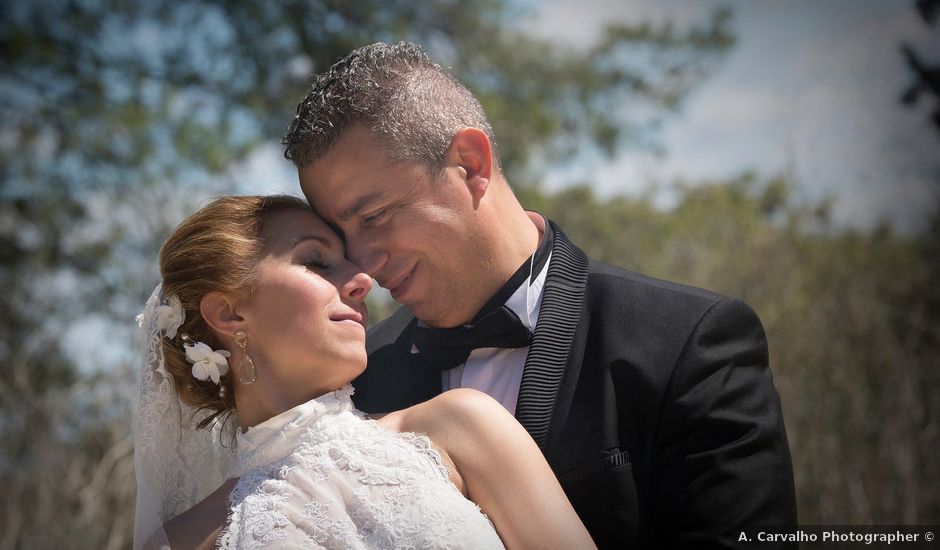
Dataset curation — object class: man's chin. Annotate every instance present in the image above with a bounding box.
[403,300,439,326]
[405,303,468,329]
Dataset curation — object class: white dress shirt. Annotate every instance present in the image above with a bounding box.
[438,251,552,415]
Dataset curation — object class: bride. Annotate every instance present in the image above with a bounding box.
[134,195,595,549]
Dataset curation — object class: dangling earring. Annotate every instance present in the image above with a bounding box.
[234,330,257,384]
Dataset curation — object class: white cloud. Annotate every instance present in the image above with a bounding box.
[526,0,940,232]
[227,141,304,197]
[524,0,718,48]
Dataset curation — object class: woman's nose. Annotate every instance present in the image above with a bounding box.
[342,268,373,302]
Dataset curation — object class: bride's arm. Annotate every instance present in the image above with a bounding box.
[418,389,597,550]
[163,478,238,550]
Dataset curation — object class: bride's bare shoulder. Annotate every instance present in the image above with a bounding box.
[162,478,237,550]
[370,390,505,494]
[430,388,509,421]
[387,389,510,440]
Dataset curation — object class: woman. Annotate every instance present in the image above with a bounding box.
[134,195,594,549]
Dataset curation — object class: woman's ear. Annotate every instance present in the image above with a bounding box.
[200,291,245,337]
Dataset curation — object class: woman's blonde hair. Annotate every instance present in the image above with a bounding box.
[158,195,310,427]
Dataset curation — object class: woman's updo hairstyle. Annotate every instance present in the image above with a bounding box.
[158,195,310,427]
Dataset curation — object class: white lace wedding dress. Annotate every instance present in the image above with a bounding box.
[216,385,505,549]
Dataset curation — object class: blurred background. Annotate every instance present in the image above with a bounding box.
[1,0,938,547]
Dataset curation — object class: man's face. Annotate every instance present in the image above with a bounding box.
[299,125,492,328]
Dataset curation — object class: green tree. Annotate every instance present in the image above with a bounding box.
[0,1,733,546]
[520,177,940,524]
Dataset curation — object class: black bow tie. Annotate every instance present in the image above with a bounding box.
[412,305,533,371]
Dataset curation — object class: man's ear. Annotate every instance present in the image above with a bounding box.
[200,291,245,338]
[448,127,493,204]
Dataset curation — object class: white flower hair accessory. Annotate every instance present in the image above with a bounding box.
[184,342,231,384]
[154,295,186,339]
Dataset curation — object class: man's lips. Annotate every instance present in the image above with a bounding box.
[384,265,416,301]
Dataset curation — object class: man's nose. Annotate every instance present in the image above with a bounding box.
[345,233,386,279]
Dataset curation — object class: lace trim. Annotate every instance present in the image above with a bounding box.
[395,429,453,485]
[216,402,503,549]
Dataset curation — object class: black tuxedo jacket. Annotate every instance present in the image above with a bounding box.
[354,221,797,549]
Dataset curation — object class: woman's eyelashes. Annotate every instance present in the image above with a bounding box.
[302,254,332,273]
[305,261,329,272]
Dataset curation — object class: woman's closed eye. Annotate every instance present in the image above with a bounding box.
[303,259,332,273]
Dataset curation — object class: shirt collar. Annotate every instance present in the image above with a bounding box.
[470,212,553,323]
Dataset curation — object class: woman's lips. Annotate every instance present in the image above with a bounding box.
[330,311,365,329]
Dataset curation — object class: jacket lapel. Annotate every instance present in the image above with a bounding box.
[399,320,446,405]
[515,222,589,449]
[360,311,442,413]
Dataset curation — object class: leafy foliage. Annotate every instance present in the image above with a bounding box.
[519,177,940,524]
[3,1,936,547]
[1,1,733,547]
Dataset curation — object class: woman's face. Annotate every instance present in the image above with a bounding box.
[236,208,372,395]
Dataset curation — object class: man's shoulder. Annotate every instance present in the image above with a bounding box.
[550,220,729,311]
[590,257,721,292]
[584,256,730,315]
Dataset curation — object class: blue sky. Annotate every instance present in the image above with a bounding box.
[234,1,939,232]
[528,0,940,232]
[63,1,940,373]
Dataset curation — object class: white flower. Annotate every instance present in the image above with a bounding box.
[155,295,186,339]
[184,342,231,384]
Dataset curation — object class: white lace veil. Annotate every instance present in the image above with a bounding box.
[134,283,236,549]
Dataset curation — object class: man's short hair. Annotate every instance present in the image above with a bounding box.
[282,41,499,173]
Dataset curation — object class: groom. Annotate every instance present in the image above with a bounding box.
[283,42,797,548]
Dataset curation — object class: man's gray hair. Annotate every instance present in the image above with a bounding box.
[282,42,500,173]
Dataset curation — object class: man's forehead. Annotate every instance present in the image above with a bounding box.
[299,163,357,212]
[302,173,385,224]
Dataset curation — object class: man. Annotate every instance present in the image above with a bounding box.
[283,42,797,548]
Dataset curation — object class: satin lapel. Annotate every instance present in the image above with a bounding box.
[398,319,445,406]
[360,313,443,412]
[515,222,589,449]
